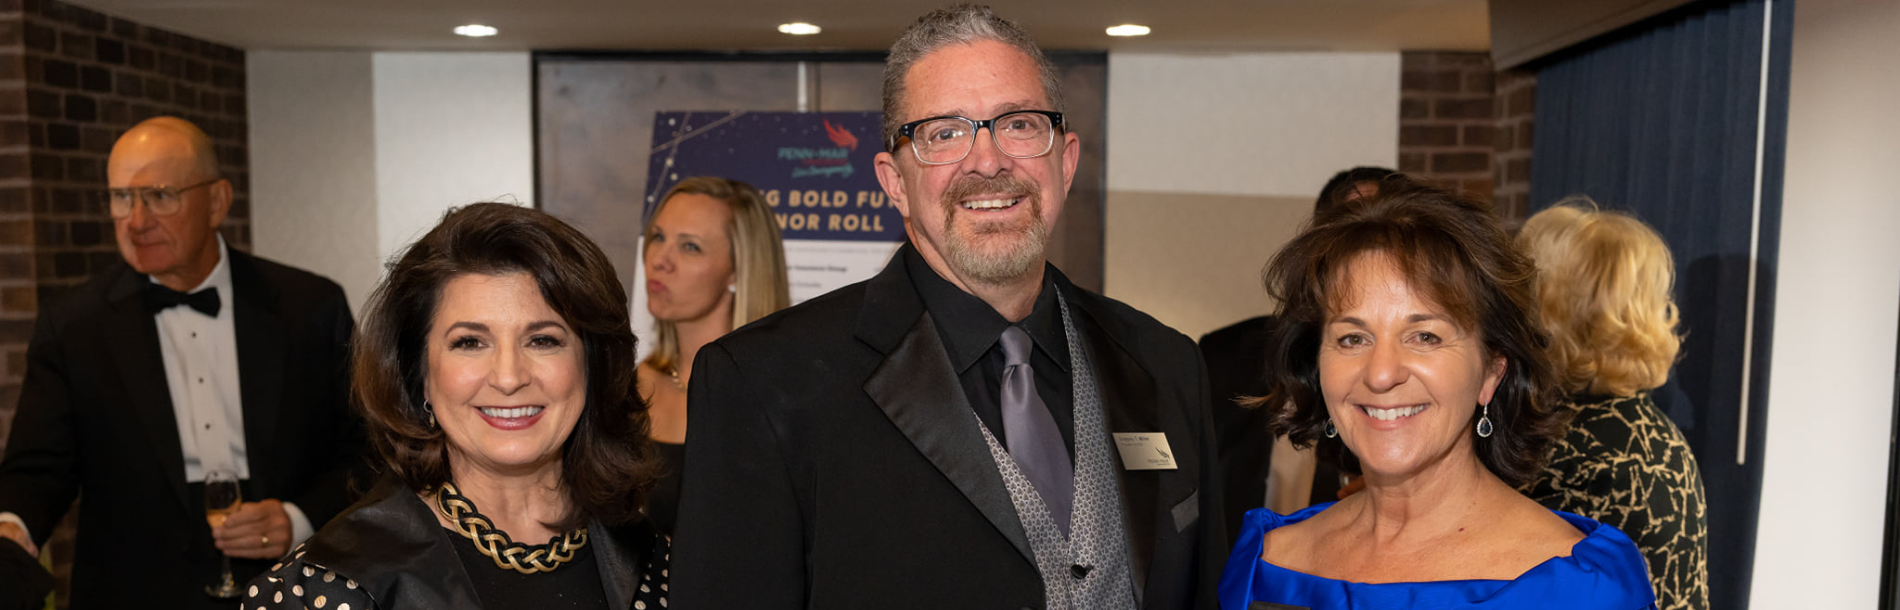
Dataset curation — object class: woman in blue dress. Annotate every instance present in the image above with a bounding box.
[1220,179,1657,610]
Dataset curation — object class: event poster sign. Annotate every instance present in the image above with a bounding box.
[641,111,905,304]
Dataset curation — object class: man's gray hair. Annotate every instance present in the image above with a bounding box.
[881,4,1064,151]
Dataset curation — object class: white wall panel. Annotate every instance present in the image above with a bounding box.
[371,52,535,262]
[247,51,380,312]
[1105,52,1400,336]
[1106,52,1399,199]
[1752,0,1900,606]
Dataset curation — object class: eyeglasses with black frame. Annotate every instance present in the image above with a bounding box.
[888,110,1064,166]
[107,179,221,219]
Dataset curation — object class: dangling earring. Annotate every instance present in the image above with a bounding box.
[424,402,437,429]
[1476,403,1494,438]
[1324,419,1337,438]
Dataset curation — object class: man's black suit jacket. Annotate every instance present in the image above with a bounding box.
[673,244,1226,609]
[0,249,360,610]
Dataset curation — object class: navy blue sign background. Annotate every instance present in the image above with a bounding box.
[644,111,902,242]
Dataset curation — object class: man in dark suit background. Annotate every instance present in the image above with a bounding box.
[1199,166,1395,541]
[672,6,1224,609]
[0,117,359,609]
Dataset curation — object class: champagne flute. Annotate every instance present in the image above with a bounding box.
[203,470,242,599]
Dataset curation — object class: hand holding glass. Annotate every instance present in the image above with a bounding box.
[203,470,242,599]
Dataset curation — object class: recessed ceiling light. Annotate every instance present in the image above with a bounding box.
[1105,24,1151,37]
[778,22,822,36]
[454,24,498,38]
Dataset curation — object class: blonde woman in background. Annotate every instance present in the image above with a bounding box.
[638,177,790,536]
[1519,199,1709,610]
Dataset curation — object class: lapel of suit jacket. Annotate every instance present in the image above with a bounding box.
[228,250,287,500]
[1060,276,1166,598]
[302,477,483,609]
[857,246,1036,567]
[102,264,191,514]
[590,519,648,610]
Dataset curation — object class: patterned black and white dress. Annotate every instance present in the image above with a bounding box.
[1523,392,1708,610]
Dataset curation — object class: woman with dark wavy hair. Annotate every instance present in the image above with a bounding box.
[248,203,667,609]
[1218,182,1656,609]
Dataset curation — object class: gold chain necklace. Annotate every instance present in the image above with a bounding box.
[434,481,588,575]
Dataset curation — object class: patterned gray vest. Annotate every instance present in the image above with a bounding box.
[972,292,1138,610]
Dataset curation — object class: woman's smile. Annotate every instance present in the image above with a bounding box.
[1357,402,1430,423]
[475,405,546,430]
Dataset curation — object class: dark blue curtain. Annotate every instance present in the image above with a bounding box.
[1527,0,1792,607]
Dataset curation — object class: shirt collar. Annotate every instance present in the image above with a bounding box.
[904,244,1070,373]
[149,235,232,316]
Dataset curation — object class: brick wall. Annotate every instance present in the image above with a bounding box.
[0,0,249,606]
[1396,51,1536,220]
[0,0,250,448]
[1493,69,1536,219]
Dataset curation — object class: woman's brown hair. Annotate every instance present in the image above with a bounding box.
[355,202,658,528]
[1255,180,1566,487]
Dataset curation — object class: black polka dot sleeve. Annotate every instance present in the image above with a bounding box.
[244,544,377,610]
[633,531,671,609]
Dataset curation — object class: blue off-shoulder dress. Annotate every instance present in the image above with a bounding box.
[1219,502,1658,610]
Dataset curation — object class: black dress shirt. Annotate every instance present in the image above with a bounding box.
[904,246,1075,457]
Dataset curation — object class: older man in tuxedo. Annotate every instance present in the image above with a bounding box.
[672,6,1225,609]
[0,117,359,609]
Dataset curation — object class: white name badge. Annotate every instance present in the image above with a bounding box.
[1112,433,1179,470]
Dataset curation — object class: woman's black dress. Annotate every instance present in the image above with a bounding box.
[246,477,669,610]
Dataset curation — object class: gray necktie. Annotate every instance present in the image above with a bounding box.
[999,325,1074,535]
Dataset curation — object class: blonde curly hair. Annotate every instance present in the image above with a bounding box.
[1519,198,1683,396]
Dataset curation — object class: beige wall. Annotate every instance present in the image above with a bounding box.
[1104,52,1399,340]
[1105,192,1313,340]
[1752,0,1900,605]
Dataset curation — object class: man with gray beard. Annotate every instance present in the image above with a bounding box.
[671,5,1225,609]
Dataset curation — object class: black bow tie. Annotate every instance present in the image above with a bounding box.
[143,284,220,317]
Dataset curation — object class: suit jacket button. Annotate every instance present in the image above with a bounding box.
[1070,564,1091,579]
